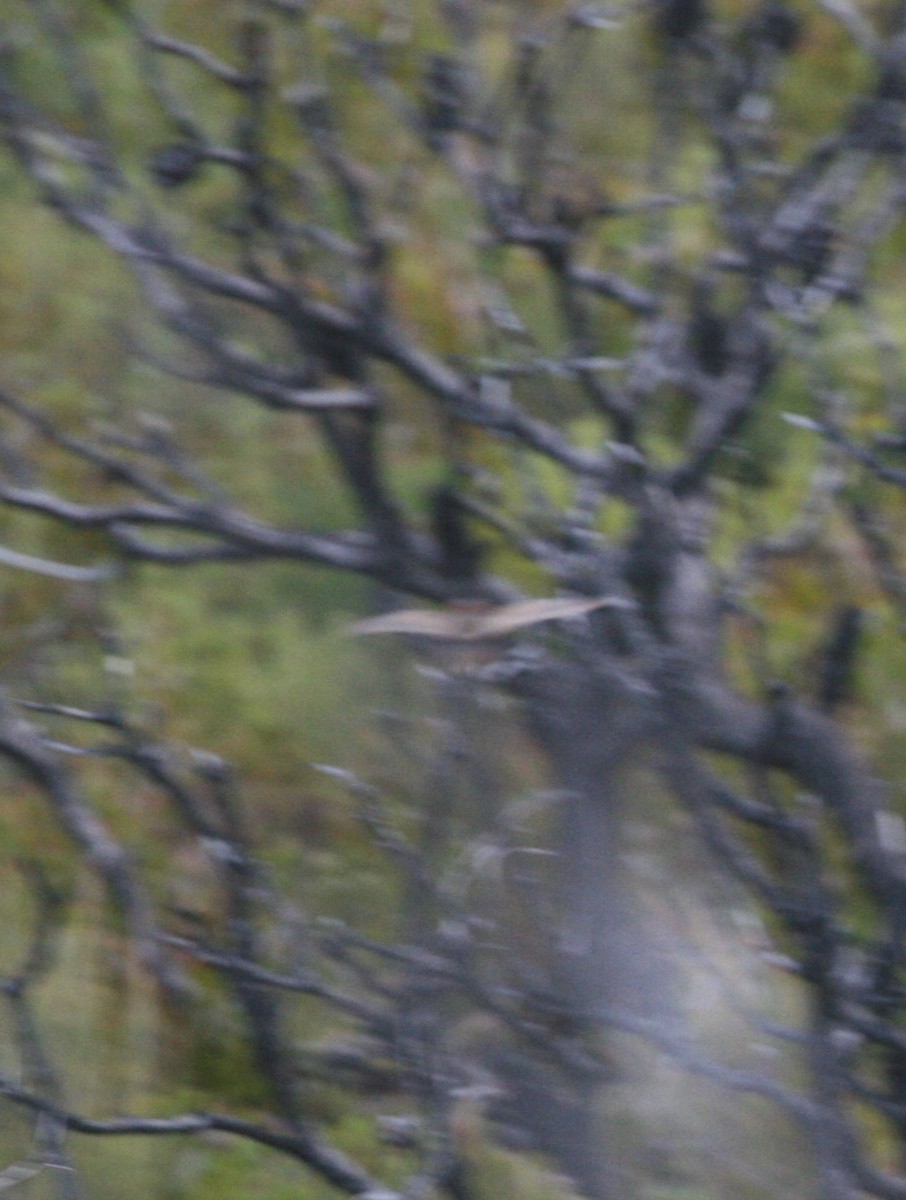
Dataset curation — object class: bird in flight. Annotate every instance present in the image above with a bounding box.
[349,595,628,641]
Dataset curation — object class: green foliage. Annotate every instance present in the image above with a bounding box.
[165,1140,328,1200]
[109,566,369,780]
[2,1,906,1197]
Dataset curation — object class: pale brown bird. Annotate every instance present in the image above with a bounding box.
[348,595,629,641]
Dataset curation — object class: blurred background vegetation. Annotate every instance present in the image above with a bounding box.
[1,1,906,1196]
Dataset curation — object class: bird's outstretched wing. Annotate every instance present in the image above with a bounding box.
[349,609,476,638]
[473,595,627,637]
[349,595,628,641]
